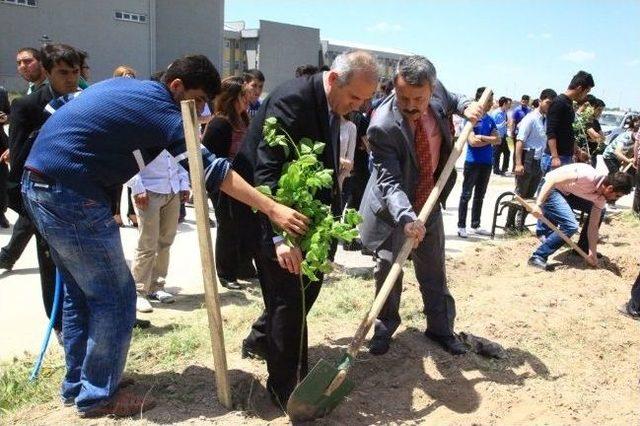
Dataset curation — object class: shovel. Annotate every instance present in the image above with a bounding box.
[286,88,494,421]
[513,194,594,266]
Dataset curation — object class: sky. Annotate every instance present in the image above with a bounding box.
[226,0,640,109]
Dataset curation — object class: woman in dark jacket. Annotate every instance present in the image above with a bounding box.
[201,77,255,289]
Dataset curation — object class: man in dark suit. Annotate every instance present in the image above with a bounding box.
[359,55,483,356]
[0,44,83,337]
[236,50,378,405]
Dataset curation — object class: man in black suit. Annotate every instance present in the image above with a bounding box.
[0,44,83,338]
[236,50,378,405]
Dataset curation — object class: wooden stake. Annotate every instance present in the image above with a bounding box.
[180,100,232,409]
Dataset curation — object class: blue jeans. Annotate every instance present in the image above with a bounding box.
[22,171,136,412]
[532,188,579,261]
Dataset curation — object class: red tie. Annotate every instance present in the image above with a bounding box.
[413,118,434,211]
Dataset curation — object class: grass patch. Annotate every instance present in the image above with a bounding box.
[617,210,640,227]
[0,353,65,417]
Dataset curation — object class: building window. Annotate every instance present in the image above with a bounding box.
[114,10,147,23]
[1,0,38,6]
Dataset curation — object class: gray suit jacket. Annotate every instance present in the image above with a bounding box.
[359,80,469,251]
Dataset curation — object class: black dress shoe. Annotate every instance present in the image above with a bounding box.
[220,278,243,290]
[0,214,9,228]
[241,338,267,360]
[424,330,467,355]
[0,256,14,271]
[368,336,391,356]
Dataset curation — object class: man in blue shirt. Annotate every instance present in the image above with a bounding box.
[505,89,557,230]
[457,87,499,237]
[490,96,511,175]
[22,55,308,418]
[243,69,264,119]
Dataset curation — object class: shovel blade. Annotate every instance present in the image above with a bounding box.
[286,359,354,422]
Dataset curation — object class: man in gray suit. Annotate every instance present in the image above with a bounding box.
[359,55,483,355]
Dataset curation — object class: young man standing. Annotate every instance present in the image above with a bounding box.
[528,164,632,270]
[16,47,47,94]
[243,69,265,119]
[505,89,557,230]
[0,45,84,341]
[457,87,499,238]
[541,71,595,174]
[490,96,511,175]
[22,55,307,417]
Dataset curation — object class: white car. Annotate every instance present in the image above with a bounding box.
[600,110,636,145]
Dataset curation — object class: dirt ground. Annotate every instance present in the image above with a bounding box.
[6,214,640,425]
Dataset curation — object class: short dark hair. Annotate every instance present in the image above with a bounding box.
[17,47,41,62]
[40,43,84,73]
[594,98,606,108]
[475,86,486,101]
[603,172,633,194]
[295,64,319,78]
[150,70,165,82]
[319,65,330,72]
[243,69,265,83]
[498,96,509,107]
[539,88,557,101]
[568,70,595,90]
[584,94,597,105]
[531,99,540,108]
[521,95,530,101]
[163,54,221,100]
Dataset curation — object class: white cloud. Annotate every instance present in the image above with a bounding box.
[560,50,596,63]
[540,32,552,39]
[366,21,404,33]
[625,59,640,67]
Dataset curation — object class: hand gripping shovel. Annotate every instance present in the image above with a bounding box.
[286,88,494,421]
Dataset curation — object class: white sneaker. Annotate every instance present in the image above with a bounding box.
[471,227,491,236]
[136,295,153,313]
[457,227,468,238]
[149,290,175,304]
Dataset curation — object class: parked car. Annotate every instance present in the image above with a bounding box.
[600,110,637,145]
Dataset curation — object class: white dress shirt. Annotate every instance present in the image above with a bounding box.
[128,150,190,195]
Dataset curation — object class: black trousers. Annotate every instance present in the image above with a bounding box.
[345,150,371,211]
[106,185,135,217]
[373,208,455,339]
[506,151,542,228]
[492,135,510,173]
[565,194,603,253]
[1,197,60,330]
[0,162,8,214]
[245,245,323,403]
[211,193,257,281]
[629,270,640,311]
[458,162,492,229]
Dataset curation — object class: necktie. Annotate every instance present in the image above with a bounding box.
[413,117,435,211]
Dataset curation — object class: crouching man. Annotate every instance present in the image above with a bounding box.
[528,163,632,270]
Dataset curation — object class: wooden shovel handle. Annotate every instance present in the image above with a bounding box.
[513,194,593,264]
[345,89,494,358]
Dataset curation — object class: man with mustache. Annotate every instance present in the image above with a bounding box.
[359,55,483,356]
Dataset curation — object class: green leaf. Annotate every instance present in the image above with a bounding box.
[313,142,326,154]
[255,185,272,196]
[300,144,312,155]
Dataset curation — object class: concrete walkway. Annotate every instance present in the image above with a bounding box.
[0,154,634,361]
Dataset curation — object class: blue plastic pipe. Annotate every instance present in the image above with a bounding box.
[30,269,62,381]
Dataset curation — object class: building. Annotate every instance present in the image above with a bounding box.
[321,39,413,80]
[223,20,320,94]
[0,0,224,92]
[222,20,412,95]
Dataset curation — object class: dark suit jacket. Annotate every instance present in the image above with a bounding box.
[233,73,340,246]
[359,80,469,251]
[8,84,58,184]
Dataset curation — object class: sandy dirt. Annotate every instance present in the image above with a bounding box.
[6,213,639,425]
